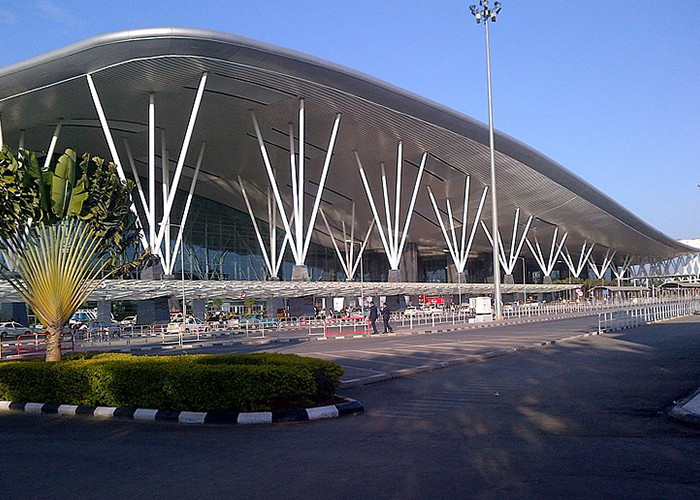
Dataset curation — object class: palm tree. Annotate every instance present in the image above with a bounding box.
[1,219,115,361]
[0,146,147,361]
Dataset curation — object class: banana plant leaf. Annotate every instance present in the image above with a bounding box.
[51,149,77,218]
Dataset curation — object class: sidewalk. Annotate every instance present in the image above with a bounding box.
[669,386,700,427]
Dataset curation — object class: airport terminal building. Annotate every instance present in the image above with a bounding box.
[0,28,693,310]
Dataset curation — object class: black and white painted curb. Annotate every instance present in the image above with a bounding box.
[669,386,700,428]
[0,397,364,425]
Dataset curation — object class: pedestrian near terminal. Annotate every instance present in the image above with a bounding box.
[368,301,379,334]
[381,302,393,333]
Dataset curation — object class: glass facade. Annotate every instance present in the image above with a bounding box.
[167,193,343,281]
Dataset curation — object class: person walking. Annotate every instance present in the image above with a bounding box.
[368,301,379,334]
[381,302,393,333]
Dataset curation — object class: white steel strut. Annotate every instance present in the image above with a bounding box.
[153,72,208,256]
[561,242,595,279]
[427,177,488,274]
[165,142,206,275]
[319,204,375,281]
[123,138,149,223]
[525,227,568,280]
[480,208,533,276]
[355,143,427,271]
[250,99,342,267]
[588,249,616,280]
[42,120,62,171]
[611,254,633,284]
[237,175,293,279]
[85,74,149,251]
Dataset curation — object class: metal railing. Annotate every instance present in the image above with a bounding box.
[598,300,700,333]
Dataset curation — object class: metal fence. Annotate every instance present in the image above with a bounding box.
[598,300,700,333]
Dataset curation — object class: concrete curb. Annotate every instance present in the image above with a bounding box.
[668,386,700,428]
[339,331,601,389]
[0,397,364,425]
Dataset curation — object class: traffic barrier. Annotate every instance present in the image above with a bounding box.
[598,300,700,333]
[12,332,75,359]
[323,317,370,339]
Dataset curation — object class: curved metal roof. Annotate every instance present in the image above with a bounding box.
[0,27,691,263]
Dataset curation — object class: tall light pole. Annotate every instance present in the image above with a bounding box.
[470,0,503,319]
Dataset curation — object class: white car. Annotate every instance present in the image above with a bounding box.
[403,306,418,316]
[120,315,137,327]
[167,317,210,334]
[0,322,32,340]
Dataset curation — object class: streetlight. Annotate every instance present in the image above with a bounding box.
[469,0,503,319]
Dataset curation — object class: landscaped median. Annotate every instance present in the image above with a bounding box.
[0,352,363,424]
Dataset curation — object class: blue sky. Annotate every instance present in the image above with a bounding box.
[1,0,698,239]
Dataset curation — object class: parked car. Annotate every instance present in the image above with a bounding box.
[69,309,97,329]
[0,322,32,340]
[167,317,210,334]
[238,314,278,329]
[120,315,137,327]
[403,306,419,316]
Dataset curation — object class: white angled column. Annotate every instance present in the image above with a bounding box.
[320,204,375,281]
[168,142,206,275]
[427,176,488,277]
[562,242,595,279]
[43,120,62,170]
[611,254,633,285]
[480,208,533,281]
[237,175,292,280]
[154,72,208,255]
[161,129,171,268]
[355,145,427,277]
[588,249,616,280]
[148,93,156,248]
[525,228,568,283]
[250,99,342,280]
[123,138,150,232]
[85,73,149,251]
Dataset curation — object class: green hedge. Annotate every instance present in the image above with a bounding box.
[0,353,343,412]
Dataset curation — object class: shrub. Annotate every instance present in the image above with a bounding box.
[0,353,343,412]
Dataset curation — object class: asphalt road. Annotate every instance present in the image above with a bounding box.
[1,316,699,499]
[183,314,602,385]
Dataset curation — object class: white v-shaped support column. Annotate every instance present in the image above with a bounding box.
[42,120,62,171]
[153,72,208,256]
[122,138,149,225]
[250,99,341,268]
[427,176,488,274]
[355,143,428,271]
[319,204,375,281]
[525,228,568,279]
[165,142,206,275]
[561,242,595,278]
[86,74,149,251]
[588,249,616,280]
[611,254,633,283]
[237,175,293,279]
[480,208,533,275]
